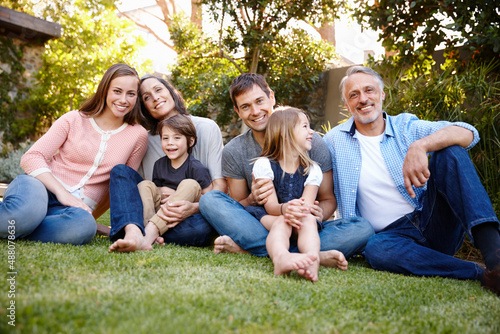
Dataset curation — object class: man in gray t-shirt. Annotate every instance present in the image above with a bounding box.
[199,73,374,269]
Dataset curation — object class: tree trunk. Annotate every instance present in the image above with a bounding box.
[249,48,260,73]
[156,0,177,25]
[191,0,202,29]
[318,21,335,46]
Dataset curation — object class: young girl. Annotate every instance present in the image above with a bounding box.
[0,63,148,245]
[136,114,212,246]
[252,107,323,281]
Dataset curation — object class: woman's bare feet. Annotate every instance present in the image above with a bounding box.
[273,252,317,280]
[319,250,348,270]
[108,224,152,252]
[213,235,249,254]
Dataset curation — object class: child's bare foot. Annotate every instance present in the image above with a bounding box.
[298,254,319,282]
[143,223,162,246]
[273,253,317,277]
[319,250,348,270]
[154,236,165,245]
[108,225,152,252]
[213,236,249,254]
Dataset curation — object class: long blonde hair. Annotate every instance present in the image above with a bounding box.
[260,107,314,175]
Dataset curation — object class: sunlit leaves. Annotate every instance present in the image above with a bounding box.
[0,0,148,142]
[353,0,500,71]
[169,1,342,126]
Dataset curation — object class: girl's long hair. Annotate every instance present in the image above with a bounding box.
[138,75,188,135]
[79,63,140,125]
[260,107,314,175]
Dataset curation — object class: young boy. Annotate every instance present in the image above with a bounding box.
[138,114,212,238]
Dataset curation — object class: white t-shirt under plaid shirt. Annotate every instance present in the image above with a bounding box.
[324,112,479,223]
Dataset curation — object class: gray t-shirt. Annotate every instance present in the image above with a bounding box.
[222,129,332,191]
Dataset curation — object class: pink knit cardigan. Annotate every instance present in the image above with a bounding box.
[21,110,148,210]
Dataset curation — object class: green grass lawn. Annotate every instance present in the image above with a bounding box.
[1,212,499,333]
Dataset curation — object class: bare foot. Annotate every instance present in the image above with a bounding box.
[108,225,152,252]
[143,223,162,246]
[96,223,111,237]
[298,254,319,282]
[319,250,348,270]
[154,236,165,245]
[213,236,249,254]
[273,252,317,277]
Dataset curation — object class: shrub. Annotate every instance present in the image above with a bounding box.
[0,140,33,182]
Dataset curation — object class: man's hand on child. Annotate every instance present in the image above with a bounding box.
[251,174,274,205]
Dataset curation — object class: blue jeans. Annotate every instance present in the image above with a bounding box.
[109,164,217,246]
[364,146,499,280]
[199,190,374,258]
[0,174,96,245]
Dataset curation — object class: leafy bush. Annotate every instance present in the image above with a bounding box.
[0,140,33,182]
[169,13,338,127]
[0,0,148,146]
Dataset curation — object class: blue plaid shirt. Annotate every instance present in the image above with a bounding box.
[324,112,479,219]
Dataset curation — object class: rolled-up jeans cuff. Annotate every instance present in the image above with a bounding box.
[149,214,169,235]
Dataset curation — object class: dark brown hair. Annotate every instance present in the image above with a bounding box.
[79,63,140,125]
[229,73,272,109]
[158,114,197,154]
[138,75,188,135]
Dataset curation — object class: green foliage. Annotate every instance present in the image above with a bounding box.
[0,0,149,144]
[373,59,500,216]
[353,0,500,71]
[262,29,337,111]
[0,36,32,144]
[202,0,342,65]
[169,1,340,125]
[169,15,240,126]
[0,140,33,182]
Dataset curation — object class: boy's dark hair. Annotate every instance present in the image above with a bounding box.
[229,73,271,109]
[158,114,197,154]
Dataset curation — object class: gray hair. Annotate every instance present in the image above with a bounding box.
[339,66,385,103]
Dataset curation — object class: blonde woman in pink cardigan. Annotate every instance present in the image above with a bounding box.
[0,63,148,245]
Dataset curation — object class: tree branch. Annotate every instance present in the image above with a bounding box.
[115,6,175,51]
[155,0,177,23]
[221,52,245,74]
[189,51,245,74]
[218,1,226,53]
[249,48,260,73]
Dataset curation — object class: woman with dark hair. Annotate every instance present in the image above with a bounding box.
[108,75,226,252]
[0,63,148,245]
